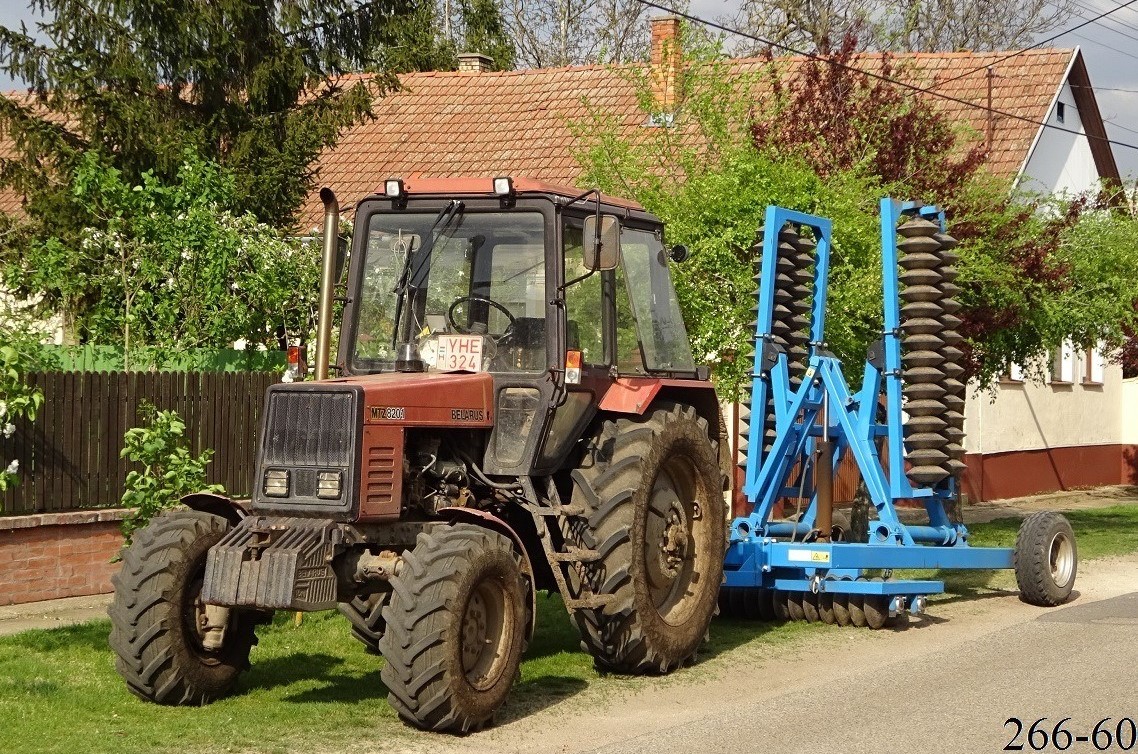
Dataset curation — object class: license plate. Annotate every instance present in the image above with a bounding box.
[435,334,484,373]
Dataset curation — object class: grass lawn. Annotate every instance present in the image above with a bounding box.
[2,503,1135,754]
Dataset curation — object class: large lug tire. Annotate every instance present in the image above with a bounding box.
[1014,511,1077,606]
[378,524,528,733]
[339,592,390,654]
[568,402,727,674]
[109,509,258,705]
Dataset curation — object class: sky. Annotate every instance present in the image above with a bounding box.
[0,0,1135,178]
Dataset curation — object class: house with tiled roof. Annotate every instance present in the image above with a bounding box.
[299,20,1119,228]
[301,17,1132,502]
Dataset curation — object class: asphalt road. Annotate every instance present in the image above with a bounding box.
[420,554,1138,754]
[593,592,1138,754]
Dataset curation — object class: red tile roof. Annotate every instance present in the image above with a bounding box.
[300,48,1098,229]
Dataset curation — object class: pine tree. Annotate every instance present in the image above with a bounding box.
[0,0,408,230]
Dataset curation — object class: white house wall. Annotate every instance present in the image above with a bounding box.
[1018,81,1101,197]
[964,361,1124,455]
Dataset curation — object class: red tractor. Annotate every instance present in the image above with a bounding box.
[109,177,727,732]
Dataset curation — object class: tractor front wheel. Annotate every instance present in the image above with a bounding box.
[109,509,258,705]
[568,402,726,674]
[378,524,528,733]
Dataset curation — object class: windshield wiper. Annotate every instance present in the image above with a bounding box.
[391,199,464,371]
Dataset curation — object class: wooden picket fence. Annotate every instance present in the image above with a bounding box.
[1,371,278,516]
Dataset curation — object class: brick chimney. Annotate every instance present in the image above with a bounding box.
[650,15,682,115]
[457,52,494,73]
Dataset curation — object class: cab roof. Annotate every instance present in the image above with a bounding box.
[361,176,647,212]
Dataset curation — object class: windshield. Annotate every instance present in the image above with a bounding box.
[351,211,547,374]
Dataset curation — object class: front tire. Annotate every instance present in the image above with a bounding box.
[109,509,257,705]
[568,402,726,673]
[379,524,528,733]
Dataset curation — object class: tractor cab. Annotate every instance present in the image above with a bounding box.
[338,177,698,382]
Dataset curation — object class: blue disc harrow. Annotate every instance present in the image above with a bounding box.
[721,199,1078,627]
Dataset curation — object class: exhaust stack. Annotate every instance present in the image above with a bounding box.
[315,188,339,381]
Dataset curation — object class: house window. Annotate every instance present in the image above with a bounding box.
[1056,102,1066,123]
[1050,342,1076,384]
[1084,345,1105,385]
[1002,362,1025,383]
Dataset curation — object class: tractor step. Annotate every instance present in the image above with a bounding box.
[523,502,586,517]
[562,593,614,610]
[546,546,602,563]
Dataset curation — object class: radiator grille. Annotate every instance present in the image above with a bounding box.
[262,389,357,468]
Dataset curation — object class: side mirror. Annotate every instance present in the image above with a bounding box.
[583,214,621,271]
[669,244,690,263]
[335,236,350,284]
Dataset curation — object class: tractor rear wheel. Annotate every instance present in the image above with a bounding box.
[567,402,726,674]
[378,524,528,733]
[109,509,258,705]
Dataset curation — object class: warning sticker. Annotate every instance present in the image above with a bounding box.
[787,549,831,564]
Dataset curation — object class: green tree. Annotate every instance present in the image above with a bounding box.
[6,150,321,363]
[572,38,1138,394]
[0,1,408,229]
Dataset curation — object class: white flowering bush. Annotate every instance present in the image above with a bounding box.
[30,150,320,363]
[0,344,42,491]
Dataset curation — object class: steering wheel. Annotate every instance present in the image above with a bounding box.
[447,294,518,342]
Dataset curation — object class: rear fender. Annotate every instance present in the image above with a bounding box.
[596,379,727,491]
[597,378,722,443]
[435,507,538,642]
[180,493,249,528]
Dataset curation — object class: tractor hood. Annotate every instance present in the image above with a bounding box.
[327,371,495,428]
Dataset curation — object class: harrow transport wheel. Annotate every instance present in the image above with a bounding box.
[848,594,867,628]
[1014,512,1077,606]
[379,524,528,733]
[339,591,390,654]
[109,509,258,705]
[568,402,726,674]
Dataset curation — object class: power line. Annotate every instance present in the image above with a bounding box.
[1069,5,1138,44]
[929,0,1138,89]
[1068,31,1138,62]
[1075,0,1138,35]
[631,0,1138,153]
[1105,119,1138,137]
[1071,84,1138,92]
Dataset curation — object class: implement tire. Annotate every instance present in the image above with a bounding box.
[109,509,257,705]
[379,524,528,733]
[1014,511,1077,606]
[567,402,726,674]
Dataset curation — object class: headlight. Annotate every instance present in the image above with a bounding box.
[317,470,342,499]
[263,469,289,497]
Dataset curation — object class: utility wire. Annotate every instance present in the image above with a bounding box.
[1068,31,1138,62]
[1068,6,1138,44]
[632,0,1138,153]
[928,0,1138,88]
